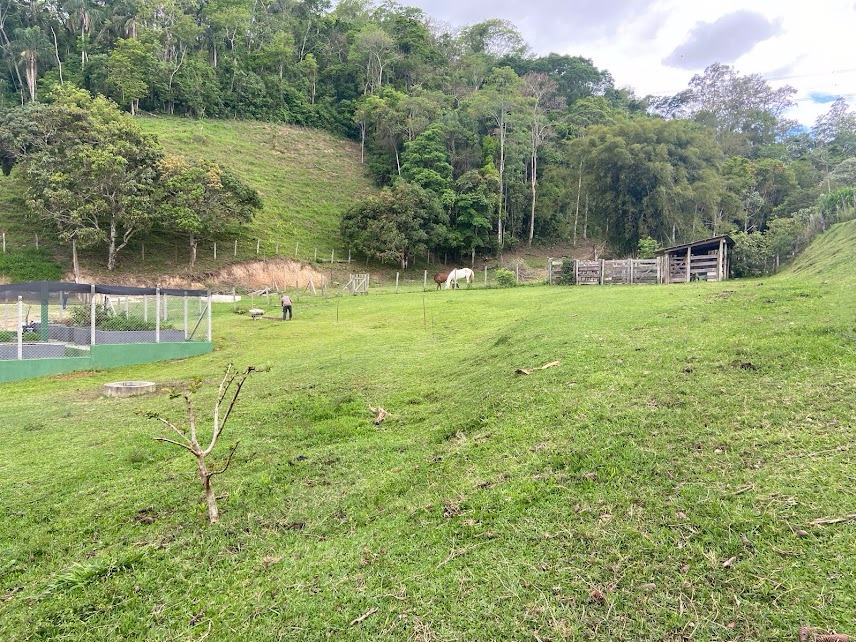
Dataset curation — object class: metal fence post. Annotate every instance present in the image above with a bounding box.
[17,295,23,360]
[155,288,161,344]
[90,284,96,346]
[207,291,212,343]
[423,270,427,291]
[183,294,189,340]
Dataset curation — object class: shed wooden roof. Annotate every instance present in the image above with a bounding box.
[656,235,734,256]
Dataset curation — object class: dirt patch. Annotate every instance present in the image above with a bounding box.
[79,258,332,291]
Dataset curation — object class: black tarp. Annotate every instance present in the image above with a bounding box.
[0,281,208,297]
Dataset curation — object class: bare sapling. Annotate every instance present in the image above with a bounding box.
[142,365,258,524]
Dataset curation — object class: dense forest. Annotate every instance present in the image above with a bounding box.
[1,0,855,272]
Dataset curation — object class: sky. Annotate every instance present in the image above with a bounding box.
[405,0,856,127]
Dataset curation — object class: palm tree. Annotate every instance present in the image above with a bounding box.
[63,0,104,67]
[11,27,49,102]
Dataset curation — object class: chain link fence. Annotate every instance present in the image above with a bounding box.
[0,282,210,361]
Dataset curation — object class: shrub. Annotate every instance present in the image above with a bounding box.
[637,237,661,259]
[495,269,516,288]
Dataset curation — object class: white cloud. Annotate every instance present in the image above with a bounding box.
[407,0,856,125]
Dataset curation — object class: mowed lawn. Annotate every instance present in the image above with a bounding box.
[1,224,854,641]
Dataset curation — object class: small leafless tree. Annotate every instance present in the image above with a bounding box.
[142,365,257,524]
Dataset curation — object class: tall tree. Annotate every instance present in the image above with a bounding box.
[570,118,725,253]
[158,156,261,266]
[11,26,50,102]
[0,85,164,270]
[469,66,522,247]
[522,72,563,245]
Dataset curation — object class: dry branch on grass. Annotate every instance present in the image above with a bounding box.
[141,365,260,524]
[514,360,561,375]
[810,514,856,527]
[369,405,387,425]
[350,607,378,626]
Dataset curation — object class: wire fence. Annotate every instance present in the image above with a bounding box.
[0,282,211,361]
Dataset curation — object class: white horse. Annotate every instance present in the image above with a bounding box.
[445,268,474,289]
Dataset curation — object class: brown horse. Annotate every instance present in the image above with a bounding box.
[433,272,449,290]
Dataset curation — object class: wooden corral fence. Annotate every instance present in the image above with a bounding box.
[347,273,369,295]
[548,236,734,286]
[547,258,663,285]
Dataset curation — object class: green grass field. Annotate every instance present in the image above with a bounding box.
[1,222,854,640]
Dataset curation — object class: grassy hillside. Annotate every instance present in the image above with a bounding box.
[782,218,856,283]
[0,223,854,640]
[0,118,375,280]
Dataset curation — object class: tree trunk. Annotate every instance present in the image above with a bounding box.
[25,55,36,102]
[583,194,589,240]
[72,238,80,283]
[528,150,536,246]
[108,220,118,271]
[497,120,506,247]
[573,160,582,246]
[197,457,219,524]
[190,234,197,267]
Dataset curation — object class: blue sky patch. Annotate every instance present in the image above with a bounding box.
[809,92,842,104]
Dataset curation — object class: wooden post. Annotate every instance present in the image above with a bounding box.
[256,239,260,255]
[295,241,299,256]
[515,261,519,283]
[718,238,725,281]
[600,259,605,285]
[234,239,238,257]
[547,258,551,285]
[2,232,5,254]
[395,272,399,293]
[686,246,691,283]
[17,296,23,360]
[314,247,317,261]
[656,257,662,284]
[484,266,487,286]
[90,284,96,347]
[348,249,351,265]
[331,249,335,263]
[142,242,145,261]
[423,270,427,291]
[629,259,635,285]
[35,233,39,249]
[214,242,217,260]
[574,260,579,285]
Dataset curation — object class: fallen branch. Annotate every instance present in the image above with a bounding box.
[369,406,387,425]
[730,484,755,496]
[514,360,560,375]
[810,514,856,527]
[350,607,378,626]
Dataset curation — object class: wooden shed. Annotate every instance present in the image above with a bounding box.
[657,235,734,283]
